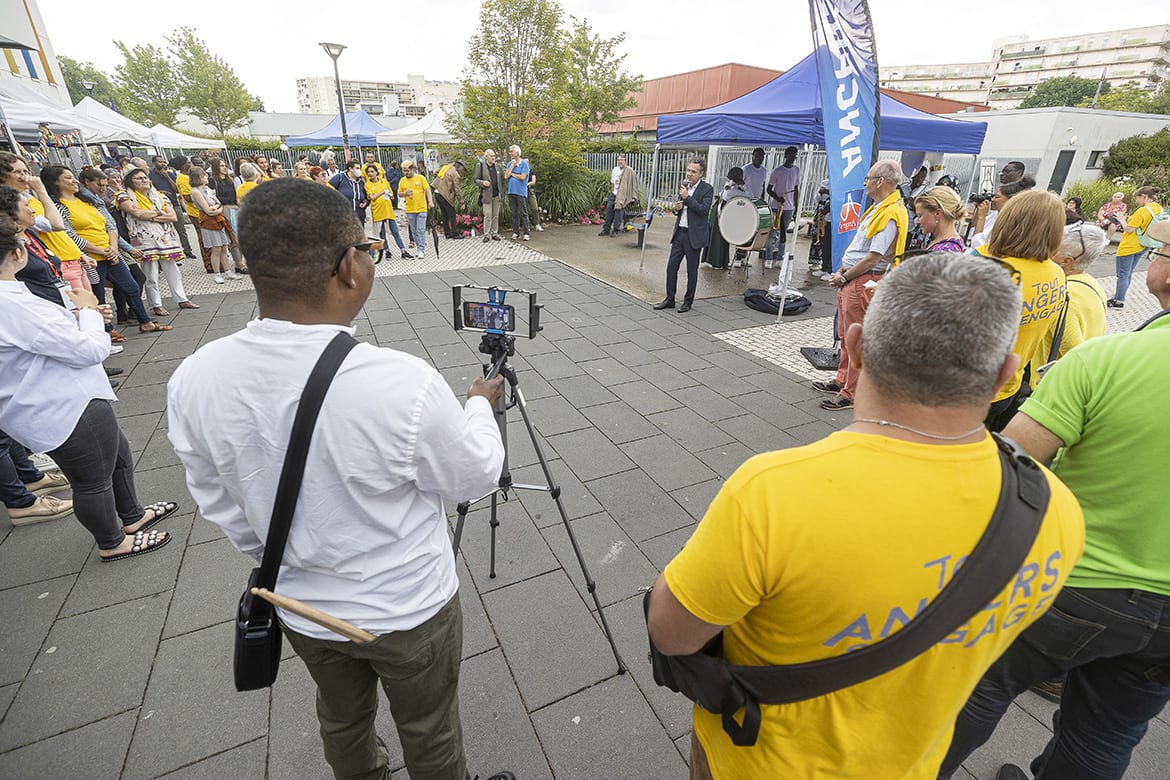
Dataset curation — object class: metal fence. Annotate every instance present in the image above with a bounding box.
[586,147,985,215]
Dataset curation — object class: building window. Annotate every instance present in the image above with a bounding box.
[1087,151,1108,169]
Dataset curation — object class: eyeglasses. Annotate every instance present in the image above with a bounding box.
[862,175,884,184]
[1067,224,1087,262]
[332,241,374,276]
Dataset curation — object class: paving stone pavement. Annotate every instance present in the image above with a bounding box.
[1,239,1167,779]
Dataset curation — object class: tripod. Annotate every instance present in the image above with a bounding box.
[452,333,627,674]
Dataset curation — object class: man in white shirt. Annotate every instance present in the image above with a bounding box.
[742,147,768,201]
[167,179,512,780]
[765,146,800,270]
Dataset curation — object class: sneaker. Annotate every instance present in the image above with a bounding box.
[400,251,415,260]
[224,271,241,280]
[235,267,249,274]
[214,273,224,284]
[417,252,425,259]
[819,395,854,411]
[512,233,519,240]
[535,225,544,232]
[523,234,531,241]
[29,453,58,472]
[1106,298,1124,308]
[812,380,843,394]
[109,344,124,355]
[7,495,73,526]
[491,234,501,241]
[25,471,70,497]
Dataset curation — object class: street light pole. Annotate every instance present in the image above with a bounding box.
[319,42,350,161]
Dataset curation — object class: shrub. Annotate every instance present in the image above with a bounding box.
[1102,129,1170,179]
[1066,177,1136,217]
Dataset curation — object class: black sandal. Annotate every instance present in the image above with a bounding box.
[126,501,180,534]
[100,530,171,563]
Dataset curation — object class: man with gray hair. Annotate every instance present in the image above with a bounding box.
[814,158,909,411]
[1030,223,1109,374]
[474,149,504,242]
[648,253,1085,780]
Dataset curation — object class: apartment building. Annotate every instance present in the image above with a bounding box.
[296,74,460,117]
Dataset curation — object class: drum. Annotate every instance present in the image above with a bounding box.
[719,196,772,250]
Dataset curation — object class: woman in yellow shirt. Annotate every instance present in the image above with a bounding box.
[1109,185,1164,308]
[397,159,434,259]
[364,165,409,262]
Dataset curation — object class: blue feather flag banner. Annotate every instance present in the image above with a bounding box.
[809,0,881,269]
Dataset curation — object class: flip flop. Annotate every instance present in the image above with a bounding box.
[178,301,200,310]
[126,501,180,534]
[139,322,173,333]
[100,530,171,563]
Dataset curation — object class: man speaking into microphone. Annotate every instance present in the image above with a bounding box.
[654,158,713,314]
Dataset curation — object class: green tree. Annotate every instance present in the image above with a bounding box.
[112,42,181,126]
[1079,81,1170,115]
[1019,75,1107,109]
[563,17,641,137]
[1102,128,1170,179]
[454,0,571,154]
[58,55,118,108]
[166,27,255,136]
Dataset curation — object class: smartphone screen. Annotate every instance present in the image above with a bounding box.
[463,301,515,332]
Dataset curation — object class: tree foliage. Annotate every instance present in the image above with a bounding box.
[564,17,641,137]
[166,27,255,136]
[59,56,119,108]
[1102,129,1170,179]
[1019,75,1107,109]
[1079,81,1170,115]
[112,42,181,126]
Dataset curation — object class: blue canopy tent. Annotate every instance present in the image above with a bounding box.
[285,109,393,147]
[656,53,987,153]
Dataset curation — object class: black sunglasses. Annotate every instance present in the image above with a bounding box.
[332,241,374,276]
[1067,224,1087,261]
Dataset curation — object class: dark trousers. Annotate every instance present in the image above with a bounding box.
[94,260,150,325]
[47,399,144,550]
[435,193,457,238]
[284,593,469,780]
[601,193,625,234]
[666,230,701,305]
[508,193,530,236]
[112,262,148,322]
[171,201,194,255]
[0,428,42,509]
[938,587,1170,780]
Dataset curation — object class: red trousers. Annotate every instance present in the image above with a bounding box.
[833,272,882,399]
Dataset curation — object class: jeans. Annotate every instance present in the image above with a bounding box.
[283,594,469,780]
[94,259,151,324]
[0,428,41,510]
[938,587,1170,780]
[665,230,701,305]
[47,399,145,550]
[766,209,794,262]
[508,193,530,236]
[374,219,405,253]
[173,205,194,255]
[1114,250,1145,303]
[527,190,541,228]
[435,193,457,238]
[406,212,427,255]
[601,193,622,234]
[482,196,501,237]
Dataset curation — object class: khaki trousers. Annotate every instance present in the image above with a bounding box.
[689,732,715,780]
[283,593,469,780]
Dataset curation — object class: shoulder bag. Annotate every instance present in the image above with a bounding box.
[234,331,358,691]
[643,433,1050,746]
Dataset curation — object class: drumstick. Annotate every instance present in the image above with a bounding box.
[250,588,376,644]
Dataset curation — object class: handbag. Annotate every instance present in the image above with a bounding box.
[643,433,1050,746]
[234,331,359,691]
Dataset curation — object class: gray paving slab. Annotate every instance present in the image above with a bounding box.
[123,622,269,780]
[554,336,611,363]
[530,673,689,778]
[576,356,641,388]
[619,434,718,492]
[672,479,724,522]
[459,649,552,780]
[646,407,737,452]
[608,379,684,417]
[648,345,717,373]
[457,562,498,659]
[629,360,700,391]
[588,469,695,543]
[481,570,617,711]
[187,514,225,545]
[162,536,257,640]
[552,372,620,409]
[522,394,593,438]
[669,384,751,422]
[0,594,167,751]
[0,710,136,780]
[540,511,660,608]
[0,684,15,721]
[0,575,72,687]
[579,401,663,446]
[0,515,93,591]
[716,413,800,454]
[456,500,560,594]
[510,458,604,525]
[638,525,698,572]
[156,737,268,779]
[544,428,634,483]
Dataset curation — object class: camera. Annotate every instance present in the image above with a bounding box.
[968,192,994,205]
[452,285,542,341]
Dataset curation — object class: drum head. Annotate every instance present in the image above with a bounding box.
[719,195,760,246]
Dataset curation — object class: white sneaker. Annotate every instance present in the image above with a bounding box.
[512,233,519,240]
[535,225,544,232]
[224,271,241,280]
[417,252,425,259]
[214,273,224,284]
[29,453,59,472]
[523,234,531,241]
[109,344,124,355]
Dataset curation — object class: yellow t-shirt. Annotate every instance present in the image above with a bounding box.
[665,432,1084,780]
[1117,202,1163,257]
[364,179,396,222]
[976,247,1067,401]
[236,181,259,200]
[61,197,109,260]
[1030,272,1108,372]
[397,174,429,214]
[176,172,199,218]
[362,162,386,181]
[28,195,83,261]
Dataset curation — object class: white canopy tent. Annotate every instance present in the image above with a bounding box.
[149,123,226,150]
[0,80,87,139]
[374,105,457,145]
[71,97,157,145]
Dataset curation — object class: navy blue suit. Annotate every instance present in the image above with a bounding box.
[666,180,714,306]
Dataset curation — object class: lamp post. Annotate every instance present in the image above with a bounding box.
[80,79,95,95]
[319,42,350,161]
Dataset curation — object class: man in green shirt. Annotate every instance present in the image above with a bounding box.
[939,217,1170,780]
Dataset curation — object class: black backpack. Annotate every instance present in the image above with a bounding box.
[744,288,812,316]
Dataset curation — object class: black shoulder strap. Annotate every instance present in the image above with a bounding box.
[732,433,1049,705]
[255,332,359,589]
[1046,295,1071,364]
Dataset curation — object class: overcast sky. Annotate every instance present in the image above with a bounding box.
[42,0,1119,113]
